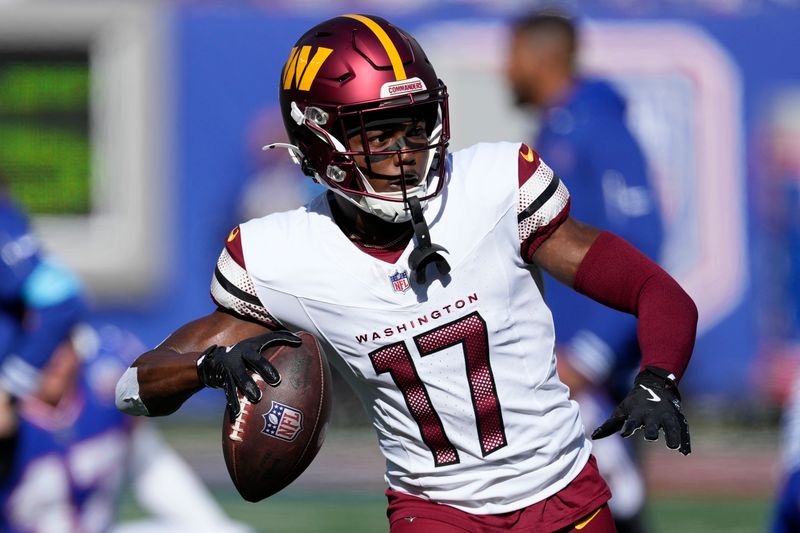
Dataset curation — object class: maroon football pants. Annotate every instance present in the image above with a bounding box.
[390,504,615,532]
[387,455,612,532]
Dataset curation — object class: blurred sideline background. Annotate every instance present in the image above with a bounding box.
[1,0,798,531]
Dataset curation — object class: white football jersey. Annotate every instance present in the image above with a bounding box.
[211,142,590,514]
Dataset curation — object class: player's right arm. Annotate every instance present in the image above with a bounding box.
[117,226,300,418]
[117,310,268,417]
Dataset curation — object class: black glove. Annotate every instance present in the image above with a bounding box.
[591,365,691,455]
[197,331,302,421]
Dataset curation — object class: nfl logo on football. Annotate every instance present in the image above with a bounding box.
[390,270,411,293]
[262,401,304,442]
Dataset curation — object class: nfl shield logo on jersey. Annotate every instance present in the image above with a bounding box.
[262,401,304,442]
[390,270,411,293]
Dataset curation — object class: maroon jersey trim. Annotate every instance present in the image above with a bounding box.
[518,143,542,187]
[225,226,246,268]
[521,199,571,263]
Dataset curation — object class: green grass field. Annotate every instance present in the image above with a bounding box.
[119,489,773,533]
[135,421,778,532]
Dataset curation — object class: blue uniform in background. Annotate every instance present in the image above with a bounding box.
[536,78,664,397]
[0,195,85,396]
[774,470,800,533]
[774,372,800,533]
[0,196,251,533]
[0,325,138,533]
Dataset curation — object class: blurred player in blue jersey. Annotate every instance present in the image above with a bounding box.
[0,181,87,485]
[0,184,85,400]
[507,12,665,533]
[773,370,800,533]
[0,321,253,533]
[0,183,251,533]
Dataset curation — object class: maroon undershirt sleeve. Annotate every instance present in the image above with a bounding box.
[572,231,698,381]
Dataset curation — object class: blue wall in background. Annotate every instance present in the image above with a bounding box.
[93,3,800,406]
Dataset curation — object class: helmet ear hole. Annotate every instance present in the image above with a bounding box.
[305,106,329,126]
[326,166,346,183]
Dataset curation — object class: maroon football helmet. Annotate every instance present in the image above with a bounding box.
[273,14,450,223]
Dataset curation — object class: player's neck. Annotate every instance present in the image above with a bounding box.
[328,192,413,249]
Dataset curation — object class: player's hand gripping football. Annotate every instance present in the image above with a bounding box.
[591,366,691,455]
[197,331,302,421]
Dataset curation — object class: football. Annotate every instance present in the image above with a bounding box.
[221,331,332,502]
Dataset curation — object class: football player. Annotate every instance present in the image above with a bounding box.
[0,321,253,533]
[0,185,85,400]
[117,15,697,532]
[0,186,250,533]
[506,12,664,532]
[0,183,87,482]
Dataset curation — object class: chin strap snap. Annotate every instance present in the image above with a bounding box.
[407,196,450,284]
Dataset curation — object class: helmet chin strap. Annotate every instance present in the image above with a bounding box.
[266,137,449,283]
[354,165,425,222]
[262,142,304,165]
[407,196,450,284]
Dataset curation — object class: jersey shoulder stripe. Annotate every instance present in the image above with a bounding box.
[213,266,260,306]
[210,228,280,328]
[516,143,571,259]
[520,199,571,262]
[517,173,561,223]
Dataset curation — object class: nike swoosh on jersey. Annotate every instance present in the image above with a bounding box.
[519,144,535,163]
[227,227,240,243]
[639,384,661,402]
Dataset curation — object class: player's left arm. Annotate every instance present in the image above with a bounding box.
[557,123,663,391]
[532,217,697,455]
